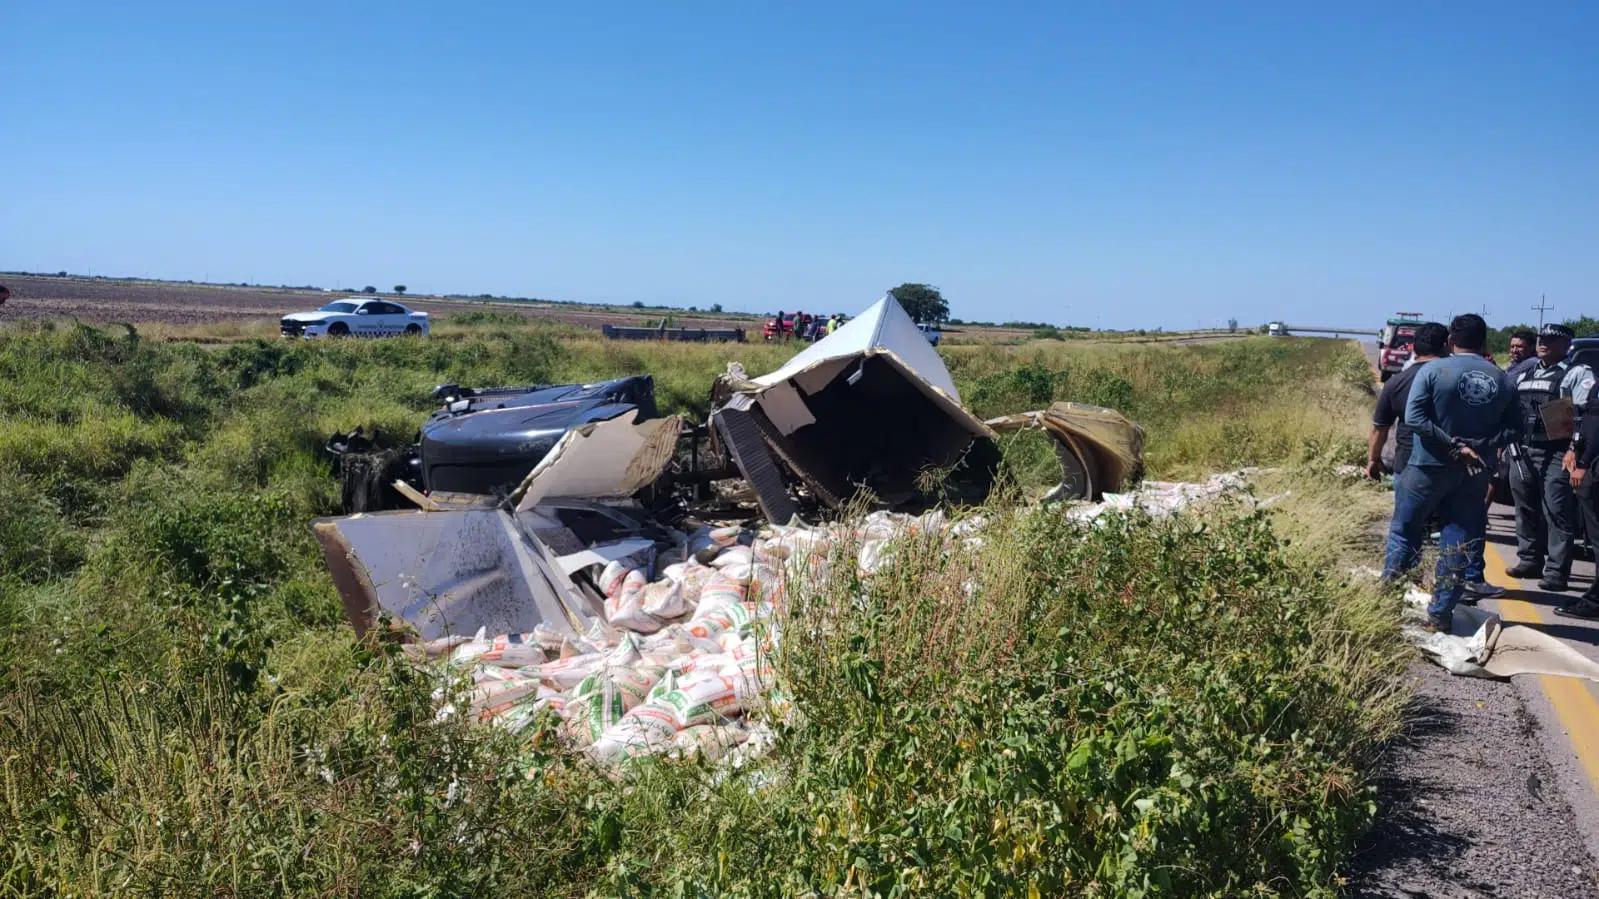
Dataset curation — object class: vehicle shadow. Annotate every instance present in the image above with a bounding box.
[1488,589,1599,645]
[1343,692,1474,895]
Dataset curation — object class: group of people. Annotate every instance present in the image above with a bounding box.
[772,310,844,342]
[1369,314,1599,632]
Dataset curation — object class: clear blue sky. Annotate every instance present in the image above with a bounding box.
[4,1,1595,329]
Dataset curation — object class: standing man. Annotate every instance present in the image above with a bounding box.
[1507,329,1538,378]
[1507,323,1595,591]
[1369,322,1449,479]
[1374,322,1504,599]
[1387,314,1521,631]
[1560,405,1599,618]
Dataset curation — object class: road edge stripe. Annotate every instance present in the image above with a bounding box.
[1483,541,1599,796]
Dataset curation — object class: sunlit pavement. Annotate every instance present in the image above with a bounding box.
[1479,501,1599,858]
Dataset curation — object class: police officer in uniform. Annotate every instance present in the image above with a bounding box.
[1507,323,1596,590]
[1560,394,1599,618]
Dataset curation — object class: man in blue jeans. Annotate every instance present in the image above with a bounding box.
[1383,314,1523,631]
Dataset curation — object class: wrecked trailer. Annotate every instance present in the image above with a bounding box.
[314,293,1147,643]
[711,295,1002,519]
[308,293,1152,766]
[708,295,1142,518]
[985,402,1144,502]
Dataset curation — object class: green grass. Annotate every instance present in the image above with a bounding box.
[0,322,1401,896]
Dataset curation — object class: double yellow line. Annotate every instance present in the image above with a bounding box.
[1482,542,1599,794]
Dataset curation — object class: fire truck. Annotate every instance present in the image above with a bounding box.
[1376,313,1424,382]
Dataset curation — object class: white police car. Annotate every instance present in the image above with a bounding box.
[281,298,430,339]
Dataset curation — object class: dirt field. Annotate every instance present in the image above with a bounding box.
[0,275,1043,342]
[0,275,767,332]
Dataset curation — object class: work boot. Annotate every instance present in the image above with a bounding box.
[1461,581,1506,603]
[1538,578,1570,593]
[1423,612,1453,634]
[1506,561,1543,579]
[1554,597,1599,620]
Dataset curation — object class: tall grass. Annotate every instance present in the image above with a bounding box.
[0,323,1398,896]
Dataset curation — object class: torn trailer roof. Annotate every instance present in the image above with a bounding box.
[714,294,1001,514]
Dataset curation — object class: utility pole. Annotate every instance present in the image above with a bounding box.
[1533,294,1554,330]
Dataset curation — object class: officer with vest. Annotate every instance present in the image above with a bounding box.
[1507,323,1596,590]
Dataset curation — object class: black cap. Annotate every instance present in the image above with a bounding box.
[1540,323,1575,340]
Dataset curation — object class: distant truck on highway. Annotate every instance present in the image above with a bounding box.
[1376,313,1424,382]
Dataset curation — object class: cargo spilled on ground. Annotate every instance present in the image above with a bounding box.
[0,319,1404,896]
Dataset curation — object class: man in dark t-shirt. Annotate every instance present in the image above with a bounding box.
[1369,322,1450,478]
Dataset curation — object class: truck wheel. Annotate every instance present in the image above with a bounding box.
[1379,370,1391,382]
[327,322,350,337]
[405,324,422,336]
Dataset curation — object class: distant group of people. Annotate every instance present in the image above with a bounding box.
[1369,314,1599,633]
[771,309,845,342]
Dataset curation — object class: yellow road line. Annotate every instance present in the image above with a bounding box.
[1482,541,1599,795]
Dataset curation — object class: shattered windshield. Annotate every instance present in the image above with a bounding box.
[318,302,359,313]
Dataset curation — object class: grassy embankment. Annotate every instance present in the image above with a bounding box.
[0,320,1400,896]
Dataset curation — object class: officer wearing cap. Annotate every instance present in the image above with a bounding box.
[1506,322,1596,590]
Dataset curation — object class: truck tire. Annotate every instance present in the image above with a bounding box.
[1380,370,1391,383]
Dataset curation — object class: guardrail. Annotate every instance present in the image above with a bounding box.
[602,324,746,343]
[1281,325,1381,336]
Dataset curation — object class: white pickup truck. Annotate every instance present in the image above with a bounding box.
[281,298,430,339]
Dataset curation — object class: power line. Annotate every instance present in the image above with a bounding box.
[1533,294,1554,330]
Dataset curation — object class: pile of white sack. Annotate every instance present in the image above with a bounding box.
[418,512,952,767]
[1067,471,1255,522]
[416,474,1254,767]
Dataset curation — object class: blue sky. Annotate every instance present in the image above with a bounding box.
[4,2,1595,329]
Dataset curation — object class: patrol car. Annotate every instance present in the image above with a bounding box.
[281,298,430,339]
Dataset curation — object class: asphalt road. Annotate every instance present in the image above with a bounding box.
[1363,340,1382,372]
[1479,508,1599,860]
[1347,505,1599,897]
[1349,337,1599,894]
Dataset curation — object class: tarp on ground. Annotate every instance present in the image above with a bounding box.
[1405,589,1599,682]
